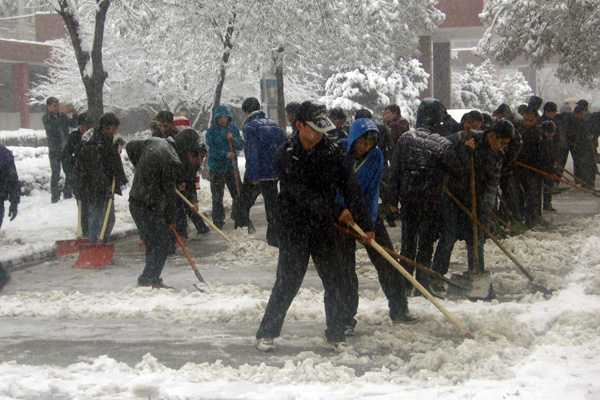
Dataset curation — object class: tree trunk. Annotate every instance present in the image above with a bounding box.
[273,46,286,129]
[56,0,110,124]
[211,15,235,118]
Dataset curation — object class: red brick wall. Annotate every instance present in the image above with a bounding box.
[437,0,485,28]
[35,13,67,42]
[0,40,51,63]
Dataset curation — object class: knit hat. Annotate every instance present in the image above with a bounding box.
[174,115,191,132]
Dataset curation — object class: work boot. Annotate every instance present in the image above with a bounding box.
[255,338,275,352]
[322,339,352,353]
[543,204,557,212]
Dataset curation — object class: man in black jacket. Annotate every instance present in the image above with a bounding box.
[127,130,203,288]
[516,107,549,227]
[255,101,375,352]
[386,98,464,289]
[62,112,93,237]
[432,120,515,286]
[42,97,77,203]
[0,143,20,290]
[76,113,128,244]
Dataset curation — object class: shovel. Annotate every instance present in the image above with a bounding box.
[349,222,474,339]
[175,189,232,243]
[443,186,552,296]
[448,128,494,301]
[333,223,469,291]
[169,226,206,284]
[56,200,90,257]
[73,178,116,269]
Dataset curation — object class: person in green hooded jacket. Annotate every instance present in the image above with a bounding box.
[206,105,244,229]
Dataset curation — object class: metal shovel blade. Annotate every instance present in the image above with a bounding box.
[447,271,495,301]
[73,243,115,269]
[56,238,90,257]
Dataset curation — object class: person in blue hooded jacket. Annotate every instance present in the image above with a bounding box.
[337,119,417,335]
[206,105,244,229]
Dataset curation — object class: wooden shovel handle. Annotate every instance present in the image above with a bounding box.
[349,222,475,339]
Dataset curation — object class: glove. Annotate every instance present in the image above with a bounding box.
[8,202,18,221]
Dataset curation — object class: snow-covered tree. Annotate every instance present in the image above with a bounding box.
[452,61,503,112]
[478,0,600,88]
[452,61,533,112]
[320,61,429,123]
[499,70,533,111]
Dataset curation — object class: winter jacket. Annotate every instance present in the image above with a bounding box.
[174,128,202,204]
[327,127,348,140]
[516,123,548,171]
[386,127,464,206]
[242,110,287,182]
[388,115,410,143]
[501,127,522,177]
[127,137,182,224]
[446,130,504,225]
[42,112,77,152]
[0,144,20,205]
[62,128,85,173]
[275,133,375,237]
[338,121,384,223]
[205,106,243,173]
[76,128,128,204]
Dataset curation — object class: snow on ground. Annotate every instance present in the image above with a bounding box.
[0,129,240,266]
[1,130,600,399]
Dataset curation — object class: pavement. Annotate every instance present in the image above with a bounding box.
[1,186,599,373]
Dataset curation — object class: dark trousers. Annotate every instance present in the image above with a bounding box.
[79,200,90,238]
[338,217,408,328]
[256,228,347,342]
[572,149,597,187]
[400,201,440,285]
[433,196,486,274]
[176,196,208,237]
[209,171,239,226]
[518,169,542,225]
[130,201,176,285]
[49,150,63,202]
[237,180,280,246]
[0,204,9,284]
[499,173,522,222]
[543,177,554,208]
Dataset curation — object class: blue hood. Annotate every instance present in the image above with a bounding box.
[346,118,380,152]
[212,105,233,126]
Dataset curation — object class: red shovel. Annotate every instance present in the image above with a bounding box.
[56,200,90,257]
[73,178,116,269]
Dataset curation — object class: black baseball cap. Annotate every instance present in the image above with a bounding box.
[296,101,335,133]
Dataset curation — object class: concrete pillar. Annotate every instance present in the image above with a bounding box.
[433,42,452,108]
[418,36,433,99]
[12,63,30,129]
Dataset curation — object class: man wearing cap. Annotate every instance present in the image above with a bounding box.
[255,101,375,352]
[238,97,287,246]
[337,118,417,335]
[42,97,78,203]
[63,112,93,237]
[127,128,203,288]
